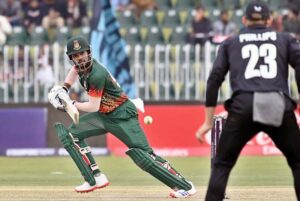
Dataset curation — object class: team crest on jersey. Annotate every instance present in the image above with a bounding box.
[73,40,81,50]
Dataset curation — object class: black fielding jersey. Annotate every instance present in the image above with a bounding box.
[206,24,300,109]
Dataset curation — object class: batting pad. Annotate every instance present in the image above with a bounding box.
[126,148,192,190]
[54,123,96,186]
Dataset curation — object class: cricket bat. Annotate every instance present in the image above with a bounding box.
[65,101,79,124]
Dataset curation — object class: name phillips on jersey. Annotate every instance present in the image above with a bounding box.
[239,32,277,43]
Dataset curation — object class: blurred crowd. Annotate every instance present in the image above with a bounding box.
[0,0,300,102]
[111,0,300,45]
[0,0,91,46]
[0,0,300,46]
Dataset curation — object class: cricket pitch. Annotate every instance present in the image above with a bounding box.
[0,186,296,201]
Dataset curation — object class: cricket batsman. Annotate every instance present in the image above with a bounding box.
[47,35,196,198]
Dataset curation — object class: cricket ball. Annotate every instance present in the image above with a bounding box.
[144,115,153,125]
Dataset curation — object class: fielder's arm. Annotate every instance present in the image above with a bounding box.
[195,107,215,143]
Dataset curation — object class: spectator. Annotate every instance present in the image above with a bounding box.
[282,0,300,10]
[212,9,238,44]
[42,8,65,29]
[20,0,30,10]
[110,0,131,12]
[41,0,67,19]
[0,0,22,26]
[36,63,55,86]
[36,44,55,86]
[128,0,158,20]
[189,6,213,45]
[65,0,89,28]
[270,10,283,32]
[0,14,13,45]
[282,8,300,40]
[8,46,26,86]
[23,0,44,33]
[217,0,241,9]
[42,0,58,13]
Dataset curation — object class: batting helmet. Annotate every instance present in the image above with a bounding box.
[66,35,92,73]
[66,35,90,58]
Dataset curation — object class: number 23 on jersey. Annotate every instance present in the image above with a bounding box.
[242,43,277,79]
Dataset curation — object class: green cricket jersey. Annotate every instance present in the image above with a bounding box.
[78,59,128,113]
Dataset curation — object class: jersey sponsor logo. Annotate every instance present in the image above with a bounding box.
[239,32,276,42]
[99,93,127,113]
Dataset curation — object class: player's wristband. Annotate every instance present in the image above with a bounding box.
[62,86,69,93]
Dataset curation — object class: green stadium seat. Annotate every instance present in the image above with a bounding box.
[6,26,28,46]
[157,0,172,9]
[116,10,136,28]
[269,0,282,9]
[139,27,149,44]
[71,27,81,36]
[47,28,56,44]
[79,26,91,40]
[119,27,127,38]
[178,10,189,25]
[29,26,48,45]
[225,0,242,9]
[174,0,195,9]
[155,10,166,25]
[125,27,141,46]
[146,26,163,45]
[55,26,71,45]
[162,27,173,43]
[200,0,219,8]
[194,0,202,7]
[140,10,158,26]
[170,26,187,44]
[232,10,244,29]
[163,9,180,27]
[70,26,90,39]
[208,8,221,22]
[170,0,177,8]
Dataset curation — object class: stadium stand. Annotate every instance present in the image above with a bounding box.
[6,26,27,46]
[1,0,300,102]
[55,26,72,45]
[140,10,158,26]
[28,26,48,45]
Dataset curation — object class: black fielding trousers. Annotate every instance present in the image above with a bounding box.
[205,111,300,201]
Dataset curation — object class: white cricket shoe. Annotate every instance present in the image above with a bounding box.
[75,173,109,193]
[169,181,197,198]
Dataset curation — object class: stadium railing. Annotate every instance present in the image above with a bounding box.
[0,42,298,103]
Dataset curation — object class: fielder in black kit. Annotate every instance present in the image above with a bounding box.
[196,1,300,200]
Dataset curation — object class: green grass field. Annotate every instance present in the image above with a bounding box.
[0,156,297,201]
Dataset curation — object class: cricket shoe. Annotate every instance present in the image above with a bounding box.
[169,181,197,198]
[75,173,109,193]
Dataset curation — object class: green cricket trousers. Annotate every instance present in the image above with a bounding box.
[69,100,152,152]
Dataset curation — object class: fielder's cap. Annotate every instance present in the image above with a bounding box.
[245,0,270,21]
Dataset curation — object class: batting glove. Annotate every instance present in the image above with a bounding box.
[48,85,71,112]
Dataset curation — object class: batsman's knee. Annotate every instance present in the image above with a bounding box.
[126,148,154,171]
[54,122,96,186]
